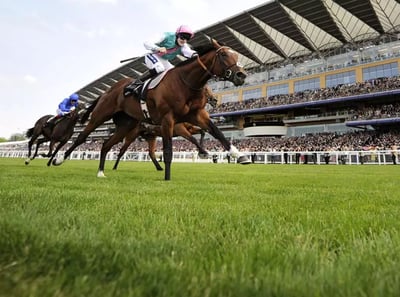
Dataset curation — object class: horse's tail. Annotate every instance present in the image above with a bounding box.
[25,127,34,138]
[80,96,100,124]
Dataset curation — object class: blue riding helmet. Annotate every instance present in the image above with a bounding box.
[69,93,79,101]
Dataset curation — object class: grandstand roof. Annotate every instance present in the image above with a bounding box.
[76,0,400,103]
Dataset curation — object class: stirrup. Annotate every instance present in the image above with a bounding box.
[125,80,143,96]
[132,84,143,95]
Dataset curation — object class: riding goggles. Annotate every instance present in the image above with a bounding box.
[177,33,191,41]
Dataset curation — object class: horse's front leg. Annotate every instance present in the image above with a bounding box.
[194,109,251,164]
[206,120,250,164]
[193,109,250,164]
[43,141,55,158]
[47,141,67,166]
[161,116,175,180]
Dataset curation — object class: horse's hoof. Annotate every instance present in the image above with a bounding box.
[53,157,63,166]
[238,156,251,165]
[97,171,106,178]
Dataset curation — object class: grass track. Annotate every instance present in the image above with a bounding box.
[0,158,400,297]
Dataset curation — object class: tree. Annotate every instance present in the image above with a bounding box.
[9,133,26,142]
[0,137,7,143]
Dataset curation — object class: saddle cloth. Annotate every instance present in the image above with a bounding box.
[138,69,171,120]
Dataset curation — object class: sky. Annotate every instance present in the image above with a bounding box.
[0,0,267,140]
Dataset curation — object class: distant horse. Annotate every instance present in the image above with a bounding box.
[54,38,250,180]
[112,120,206,172]
[25,107,84,166]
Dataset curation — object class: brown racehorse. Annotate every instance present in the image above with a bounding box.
[25,107,83,166]
[112,121,206,172]
[103,86,215,175]
[53,38,250,180]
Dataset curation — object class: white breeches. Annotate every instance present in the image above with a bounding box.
[145,53,173,74]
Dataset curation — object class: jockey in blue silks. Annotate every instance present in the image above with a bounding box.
[126,25,197,95]
[44,93,79,128]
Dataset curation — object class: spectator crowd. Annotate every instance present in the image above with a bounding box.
[209,76,400,114]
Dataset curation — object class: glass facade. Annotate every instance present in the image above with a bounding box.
[326,70,356,88]
[221,92,239,103]
[294,77,320,92]
[267,83,289,97]
[362,62,398,81]
[243,88,263,101]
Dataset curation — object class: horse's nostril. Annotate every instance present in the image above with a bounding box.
[236,72,247,79]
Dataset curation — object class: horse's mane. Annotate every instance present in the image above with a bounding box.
[174,40,225,68]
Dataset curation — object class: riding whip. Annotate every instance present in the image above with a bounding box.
[120,56,140,63]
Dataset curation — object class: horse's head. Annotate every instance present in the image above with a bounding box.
[65,103,86,121]
[197,39,247,86]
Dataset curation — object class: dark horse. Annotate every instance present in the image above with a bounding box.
[25,107,84,166]
[112,120,205,172]
[53,38,250,180]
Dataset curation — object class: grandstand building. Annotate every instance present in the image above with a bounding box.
[71,0,400,141]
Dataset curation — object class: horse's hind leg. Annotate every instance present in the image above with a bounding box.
[53,117,110,166]
[98,124,136,177]
[147,137,163,171]
[25,140,35,165]
[185,135,208,158]
[113,141,129,170]
[25,136,39,165]
[25,137,47,165]
[113,127,140,170]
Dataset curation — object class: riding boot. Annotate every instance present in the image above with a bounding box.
[126,69,158,96]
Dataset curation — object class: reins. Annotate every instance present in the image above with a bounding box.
[196,55,215,77]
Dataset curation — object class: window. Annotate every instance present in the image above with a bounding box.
[294,77,320,92]
[267,83,289,97]
[363,62,398,80]
[221,92,239,104]
[243,88,262,101]
[326,71,356,88]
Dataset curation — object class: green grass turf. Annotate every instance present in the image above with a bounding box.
[0,158,399,297]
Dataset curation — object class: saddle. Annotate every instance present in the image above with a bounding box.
[123,70,170,99]
[123,70,170,120]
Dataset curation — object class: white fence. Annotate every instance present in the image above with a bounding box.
[1,149,399,165]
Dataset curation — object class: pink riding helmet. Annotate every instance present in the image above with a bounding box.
[176,25,194,39]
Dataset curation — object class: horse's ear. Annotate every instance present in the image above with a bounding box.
[211,38,219,48]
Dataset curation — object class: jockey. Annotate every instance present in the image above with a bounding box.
[44,93,79,128]
[126,25,198,95]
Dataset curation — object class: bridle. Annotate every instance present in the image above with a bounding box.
[179,45,243,90]
[196,46,241,81]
